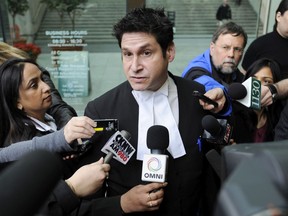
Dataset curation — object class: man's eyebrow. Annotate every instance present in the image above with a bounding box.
[122,43,152,51]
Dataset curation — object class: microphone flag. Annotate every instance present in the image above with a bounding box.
[101,130,135,164]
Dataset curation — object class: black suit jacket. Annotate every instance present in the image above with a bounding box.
[78,73,208,216]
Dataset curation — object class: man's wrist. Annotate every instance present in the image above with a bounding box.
[65,179,77,196]
[267,84,278,102]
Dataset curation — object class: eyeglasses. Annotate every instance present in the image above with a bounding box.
[214,44,244,55]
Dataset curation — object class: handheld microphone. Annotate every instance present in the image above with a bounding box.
[101,130,135,164]
[0,150,62,216]
[228,77,261,110]
[201,115,233,146]
[228,82,247,100]
[141,125,169,183]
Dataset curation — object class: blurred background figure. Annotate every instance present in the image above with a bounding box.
[235,0,242,6]
[216,0,232,26]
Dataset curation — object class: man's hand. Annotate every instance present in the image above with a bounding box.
[261,85,273,107]
[200,88,226,113]
[120,182,168,213]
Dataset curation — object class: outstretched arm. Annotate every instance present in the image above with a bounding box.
[39,157,110,215]
[0,116,96,163]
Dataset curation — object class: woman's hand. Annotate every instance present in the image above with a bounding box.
[63,116,96,144]
[65,157,110,197]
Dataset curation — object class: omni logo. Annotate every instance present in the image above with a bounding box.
[142,154,167,182]
[147,157,162,172]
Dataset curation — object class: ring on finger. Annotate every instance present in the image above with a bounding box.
[147,193,152,201]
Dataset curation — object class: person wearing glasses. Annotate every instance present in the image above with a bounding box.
[182,22,247,97]
[181,21,247,216]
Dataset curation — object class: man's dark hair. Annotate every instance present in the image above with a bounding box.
[113,7,174,57]
[211,22,248,49]
[274,0,288,31]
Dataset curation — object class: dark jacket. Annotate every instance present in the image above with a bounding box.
[182,49,244,117]
[272,99,288,141]
[216,4,232,21]
[73,73,208,216]
[232,100,283,144]
[42,68,78,128]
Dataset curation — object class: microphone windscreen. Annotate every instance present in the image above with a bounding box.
[202,115,222,137]
[228,83,247,100]
[0,150,62,216]
[121,130,131,141]
[147,125,169,150]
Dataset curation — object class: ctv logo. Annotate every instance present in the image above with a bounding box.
[147,157,162,172]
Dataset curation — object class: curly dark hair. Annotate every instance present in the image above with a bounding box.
[113,7,174,57]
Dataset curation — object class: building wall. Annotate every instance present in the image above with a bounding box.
[248,0,281,33]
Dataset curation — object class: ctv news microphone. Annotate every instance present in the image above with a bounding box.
[101,130,135,164]
[0,150,62,216]
[141,125,169,183]
[201,115,233,146]
[228,77,261,110]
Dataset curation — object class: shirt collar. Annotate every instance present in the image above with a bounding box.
[28,113,57,132]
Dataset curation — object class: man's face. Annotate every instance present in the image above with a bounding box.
[120,32,175,91]
[210,33,245,74]
[276,11,288,39]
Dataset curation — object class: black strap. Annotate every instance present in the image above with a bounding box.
[183,67,211,80]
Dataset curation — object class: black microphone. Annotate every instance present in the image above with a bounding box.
[0,150,62,216]
[201,115,233,146]
[141,125,169,183]
[228,82,247,100]
[147,125,169,154]
[102,130,134,164]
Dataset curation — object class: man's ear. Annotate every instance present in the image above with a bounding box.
[276,12,282,22]
[210,42,215,53]
[167,42,175,62]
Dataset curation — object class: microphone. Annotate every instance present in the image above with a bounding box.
[101,130,135,164]
[0,150,62,216]
[228,82,247,100]
[141,125,169,183]
[228,77,261,110]
[201,115,233,146]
